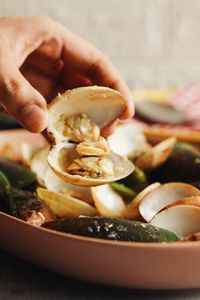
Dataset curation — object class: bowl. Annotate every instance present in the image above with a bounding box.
[0,129,199,290]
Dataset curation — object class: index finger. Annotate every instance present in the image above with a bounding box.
[61,29,134,120]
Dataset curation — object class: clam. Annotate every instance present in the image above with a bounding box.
[135,137,176,171]
[139,182,200,222]
[43,168,93,204]
[91,184,126,217]
[150,205,200,239]
[30,146,49,185]
[165,196,200,209]
[37,188,97,218]
[123,182,161,220]
[107,122,150,160]
[28,145,93,204]
[47,86,134,186]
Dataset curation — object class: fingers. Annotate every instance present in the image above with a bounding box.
[0,16,133,135]
[101,119,118,137]
[61,67,92,89]
[110,79,134,120]
[0,41,47,132]
[61,29,134,120]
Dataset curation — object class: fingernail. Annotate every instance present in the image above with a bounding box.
[20,104,47,132]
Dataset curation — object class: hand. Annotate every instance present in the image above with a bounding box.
[0,16,134,134]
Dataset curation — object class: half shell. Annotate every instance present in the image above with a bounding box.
[48,86,127,142]
[48,142,134,186]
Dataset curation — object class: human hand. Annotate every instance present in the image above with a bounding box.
[0,16,134,134]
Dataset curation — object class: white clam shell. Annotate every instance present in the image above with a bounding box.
[48,141,134,187]
[139,182,200,222]
[107,122,149,159]
[47,86,127,142]
[150,205,200,239]
[91,184,126,217]
[29,146,93,203]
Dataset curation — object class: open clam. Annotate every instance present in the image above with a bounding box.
[26,145,93,204]
[150,205,200,239]
[139,182,200,222]
[107,122,150,160]
[47,86,134,186]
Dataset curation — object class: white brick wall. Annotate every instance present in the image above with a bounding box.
[0,0,200,89]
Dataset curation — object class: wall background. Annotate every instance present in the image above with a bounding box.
[1,0,200,90]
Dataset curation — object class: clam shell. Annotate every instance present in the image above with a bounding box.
[48,142,134,187]
[29,146,93,203]
[107,122,150,160]
[150,205,200,239]
[91,184,126,217]
[139,182,200,222]
[47,86,127,142]
[135,137,176,170]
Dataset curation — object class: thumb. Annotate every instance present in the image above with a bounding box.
[0,54,47,133]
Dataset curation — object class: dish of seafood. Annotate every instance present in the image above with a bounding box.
[1,86,200,289]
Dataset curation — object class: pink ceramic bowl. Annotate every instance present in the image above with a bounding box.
[0,129,199,290]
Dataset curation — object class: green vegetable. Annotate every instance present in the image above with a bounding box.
[119,166,148,192]
[43,217,178,243]
[0,171,15,213]
[0,170,44,220]
[110,182,136,202]
[131,166,147,184]
[0,158,36,189]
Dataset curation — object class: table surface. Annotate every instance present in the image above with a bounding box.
[0,251,200,300]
